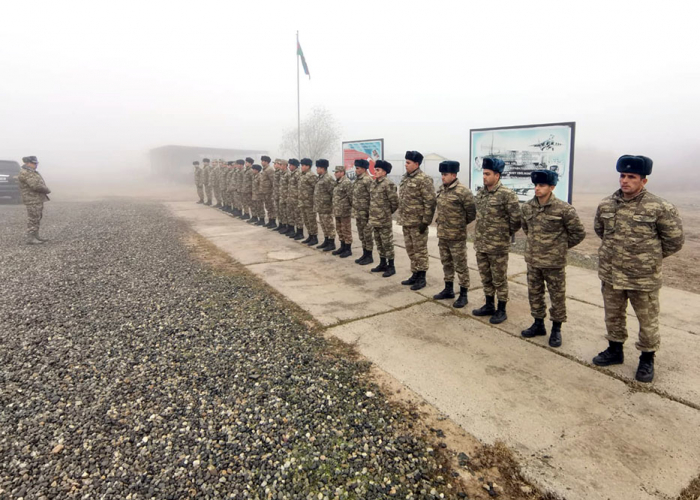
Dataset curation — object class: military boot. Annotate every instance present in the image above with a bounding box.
[266,218,277,229]
[323,239,336,252]
[433,281,455,300]
[241,212,251,220]
[317,237,330,249]
[205,201,212,206]
[301,233,311,244]
[293,228,305,241]
[26,232,45,245]
[305,235,318,246]
[255,218,266,226]
[355,249,367,264]
[371,257,387,273]
[549,321,562,348]
[339,243,352,258]
[197,200,203,204]
[635,352,655,383]
[592,341,624,366]
[401,272,418,286]
[521,318,547,338]
[453,287,468,308]
[410,270,427,291]
[332,242,345,255]
[490,301,508,324]
[382,259,396,278]
[247,216,258,224]
[35,232,49,242]
[276,223,287,233]
[472,295,496,316]
[286,226,298,238]
[357,250,374,265]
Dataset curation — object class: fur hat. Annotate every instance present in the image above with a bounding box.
[227,161,234,166]
[289,158,300,167]
[531,169,558,186]
[193,161,200,165]
[261,155,271,163]
[438,160,460,174]
[482,157,505,174]
[354,159,369,169]
[616,155,653,176]
[203,158,210,163]
[236,159,245,165]
[375,160,393,174]
[252,164,262,172]
[300,158,313,166]
[22,156,38,164]
[315,159,329,168]
[405,151,424,165]
[245,157,254,164]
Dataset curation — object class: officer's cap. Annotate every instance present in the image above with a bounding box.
[439,160,460,174]
[482,157,505,174]
[375,160,393,174]
[261,155,271,163]
[334,165,346,173]
[252,164,262,172]
[315,159,329,169]
[405,150,424,165]
[289,158,300,167]
[193,161,200,165]
[300,158,313,166]
[354,159,369,169]
[203,158,210,163]
[245,157,254,164]
[531,169,558,186]
[278,159,288,166]
[616,155,653,176]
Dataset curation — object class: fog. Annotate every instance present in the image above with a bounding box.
[2,0,699,191]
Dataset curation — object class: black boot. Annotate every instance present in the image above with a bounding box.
[266,218,277,229]
[549,321,562,348]
[357,249,374,265]
[472,296,496,316]
[286,225,297,237]
[247,216,258,224]
[305,235,318,246]
[339,243,352,258]
[433,281,455,300]
[401,272,418,286]
[317,237,330,249]
[489,301,508,324]
[592,341,624,366]
[636,352,655,383]
[323,239,336,252]
[205,201,212,206]
[371,257,387,273]
[197,200,203,204]
[332,242,345,255]
[301,233,311,244]
[453,287,468,308]
[382,259,396,277]
[411,270,427,291]
[255,217,266,226]
[521,318,547,338]
[293,228,305,241]
[241,213,251,220]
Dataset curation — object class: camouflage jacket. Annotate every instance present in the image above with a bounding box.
[194,166,203,187]
[261,165,274,195]
[287,169,300,203]
[369,177,399,228]
[594,188,684,291]
[399,168,437,226]
[278,169,289,201]
[243,166,253,194]
[314,172,334,214]
[435,179,476,241]
[298,169,317,209]
[273,169,283,200]
[333,176,353,217]
[202,165,212,186]
[474,181,522,254]
[211,166,222,189]
[252,172,262,200]
[521,193,586,268]
[352,171,373,216]
[18,165,51,205]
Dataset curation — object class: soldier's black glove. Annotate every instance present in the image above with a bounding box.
[418,223,428,234]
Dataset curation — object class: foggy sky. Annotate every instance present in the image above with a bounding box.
[2,0,699,178]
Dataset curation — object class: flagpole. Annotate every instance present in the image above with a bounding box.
[296,31,301,159]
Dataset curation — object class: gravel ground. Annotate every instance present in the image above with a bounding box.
[0,201,460,499]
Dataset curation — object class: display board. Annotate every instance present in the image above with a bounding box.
[342,139,383,180]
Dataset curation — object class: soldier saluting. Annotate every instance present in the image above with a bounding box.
[592,155,684,383]
[520,170,585,347]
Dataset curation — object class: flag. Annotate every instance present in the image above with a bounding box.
[297,40,310,79]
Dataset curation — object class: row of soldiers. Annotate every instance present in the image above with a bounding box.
[193,152,684,383]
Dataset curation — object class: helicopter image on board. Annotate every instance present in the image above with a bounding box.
[530,134,562,151]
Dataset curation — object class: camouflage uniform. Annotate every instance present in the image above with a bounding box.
[202,163,213,203]
[243,165,254,216]
[314,171,335,239]
[224,166,234,208]
[212,162,222,205]
[252,170,264,219]
[278,165,290,226]
[299,169,318,235]
[594,188,684,351]
[287,169,301,228]
[262,164,275,220]
[333,173,353,244]
[369,176,399,259]
[399,169,437,272]
[521,193,586,322]
[194,164,204,202]
[353,171,374,251]
[18,165,50,235]
[474,181,522,302]
[273,164,283,221]
[435,179,476,287]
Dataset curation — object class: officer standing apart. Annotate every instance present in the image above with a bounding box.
[17,156,51,245]
[313,159,337,251]
[332,165,353,256]
[287,159,303,239]
[276,159,290,234]
[202,158,213,205]
[399,151,437,290]
[592,155,684,383]
[472,157,522,324]
[369,160,399,277]
[433,161,476,308]
[353,159,374,265]
[520,170,586,347]
[193,161,204,204]
[261,156,276,227]
[298,158,319,246]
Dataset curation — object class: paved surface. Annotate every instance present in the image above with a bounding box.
[168,201,700,500]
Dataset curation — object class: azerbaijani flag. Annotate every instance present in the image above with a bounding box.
[297,40,310,79]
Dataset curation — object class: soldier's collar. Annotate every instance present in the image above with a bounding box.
[406,168,421,178]
[534,192,556,207]
[614,187,647,203]
[444,178,460,190]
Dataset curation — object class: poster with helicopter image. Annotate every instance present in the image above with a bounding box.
[469,122,575,203]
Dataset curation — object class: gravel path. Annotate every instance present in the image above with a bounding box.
[0,201,459,499]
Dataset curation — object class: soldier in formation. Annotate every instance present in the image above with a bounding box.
[232,159,244,216]
[223,161,235,213]
[275,159,290,234]
[287,159,303,240]
[314,159,337,251]
[332,165,353,257]
[249,164,265,225]
[369,160,399,277]
[212,159,223,208]
[298,158,318,246]
[17,155,51,245]
[193,161,204,204]
[240,157,254,220]
[520,170,586,347]
[352,159,374,265]
[433,161,476,308]
[399,150,437,291]
[591,155,684,382]
[261,156,276,227]
[202,158,213,205]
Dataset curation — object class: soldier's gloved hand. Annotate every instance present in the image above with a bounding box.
[418,223,428,234]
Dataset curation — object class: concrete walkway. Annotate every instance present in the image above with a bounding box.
[168,201,700,500]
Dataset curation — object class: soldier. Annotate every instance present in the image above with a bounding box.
[591,155,684,383]
[314,159,336,251]
[212,159,223,208]
[233,159,245,216]
[471,157,522,324]
[202,158,213,205]
[260,156,276,228]
[287,159,303,239]
[399,151,437,290]
[520,170,586,347]
[369,160,399,277]
[193,161,204,204]
[240,157,254,220]
[249,164,265,224]
[223,161,234,212]
[269,157,282,229]
[17,156,50,245]
[298,158,318,245]
[353,159,374,265]
[433,161,476,308]
[276,159,290,233]
[332,165,353,256]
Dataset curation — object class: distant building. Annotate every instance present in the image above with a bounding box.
[149,145,268,182]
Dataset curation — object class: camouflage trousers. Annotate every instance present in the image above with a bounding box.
[372,225,394,259]
[252,198,264,219]
[476,252,509,302]
[204,184,213,203]
[355,213,373,251]
[213,185,222,205]
[196,184,204,202]
[242,192,253,215]
[287,199,300,227]
[602,281,660,352]
[224,189,233,207]
[25,203,43,234]
[317,213,335,239]
[264,193,276,220]
[336,217,352,244]
[278,198,287,224]
[527,266,567,322]
[301,207,318,235]
[403,225,429,272]
[438,239,469,288]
